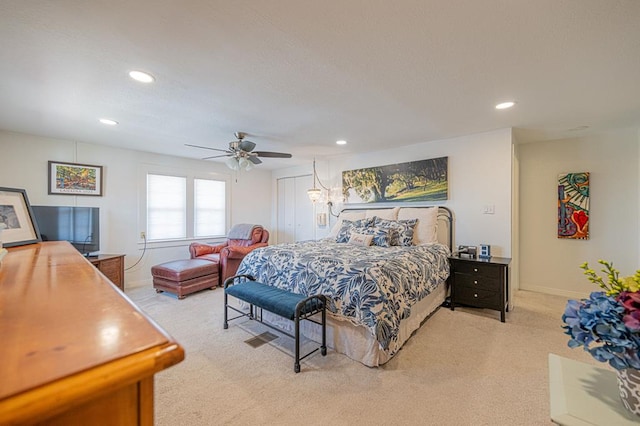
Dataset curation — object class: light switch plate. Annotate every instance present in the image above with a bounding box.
[482,204,495,214]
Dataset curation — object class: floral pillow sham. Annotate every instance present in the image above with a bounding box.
[335,216,418,247]
[335,218,375,243]
[374,217,418,247]
[335,217,394,247]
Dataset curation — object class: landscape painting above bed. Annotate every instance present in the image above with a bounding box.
[342,157,448,204]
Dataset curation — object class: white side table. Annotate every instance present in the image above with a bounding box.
[549,353,640,425]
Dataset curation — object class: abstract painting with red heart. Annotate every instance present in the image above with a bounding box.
[557,172,590,240]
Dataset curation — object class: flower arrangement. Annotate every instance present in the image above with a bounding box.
[562,260,640,370]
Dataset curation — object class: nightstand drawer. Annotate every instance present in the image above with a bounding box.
[454,286,501,309]
[450,261,501,279]
[454,272,499,292]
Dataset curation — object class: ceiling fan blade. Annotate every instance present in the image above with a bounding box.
[202,153,232,160]
[239,140,256,152]
[254,151,292,158]
[185,143,229,153]
[188,133,289,168]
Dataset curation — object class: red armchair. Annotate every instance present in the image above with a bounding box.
[189,225,269,286]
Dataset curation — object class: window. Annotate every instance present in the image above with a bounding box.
[146,172,227,242]
[194,178,225,237]
[147,174,186,240]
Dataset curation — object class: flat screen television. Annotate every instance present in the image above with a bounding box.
[32,206,100,256]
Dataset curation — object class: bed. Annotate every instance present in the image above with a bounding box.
[235,206,453,367]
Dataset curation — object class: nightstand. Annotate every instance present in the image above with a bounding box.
[449,255,511,322]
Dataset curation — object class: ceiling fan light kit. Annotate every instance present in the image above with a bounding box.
[186,131,292,171]
[225,156,252,171]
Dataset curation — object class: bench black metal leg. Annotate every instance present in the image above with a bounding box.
[223,292,229,329]
[321,304,327,356]
[294,313,301,373]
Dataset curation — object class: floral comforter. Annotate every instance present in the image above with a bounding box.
[236,240,450,356]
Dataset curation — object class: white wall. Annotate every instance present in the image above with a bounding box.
[0,130,272,287]
[273,128,514,257]
[7,125,639,299]
[518,128,640,298]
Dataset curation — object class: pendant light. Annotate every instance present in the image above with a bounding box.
[307,159,323,202]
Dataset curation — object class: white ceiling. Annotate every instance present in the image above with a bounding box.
[1,1,639,169]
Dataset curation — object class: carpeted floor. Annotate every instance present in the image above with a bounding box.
[127,283,599,425]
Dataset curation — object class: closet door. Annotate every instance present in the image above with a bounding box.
[277,177,295,243]
[293,174,314,242]
[276,175,314,243]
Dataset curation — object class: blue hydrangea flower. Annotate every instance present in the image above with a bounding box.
[562,291,640,370]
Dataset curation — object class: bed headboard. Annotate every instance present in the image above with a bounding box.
[436,206,453,251]
[338,206,454,251]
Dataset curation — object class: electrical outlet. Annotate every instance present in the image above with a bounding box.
[140,231,146,239]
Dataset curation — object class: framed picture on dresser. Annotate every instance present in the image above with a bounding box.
[0,187,41,247]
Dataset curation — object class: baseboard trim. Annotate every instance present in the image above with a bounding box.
[519,284,590,299]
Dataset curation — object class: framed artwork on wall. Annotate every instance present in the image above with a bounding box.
[558,172,590,240]
[341,156,448,204]
[48,161,103,196]
[0,187,41,247]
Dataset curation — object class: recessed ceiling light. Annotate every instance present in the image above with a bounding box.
[495,101,515,110]
[99,118,118,126]
[336,140,347,145]
[129,70,155,83]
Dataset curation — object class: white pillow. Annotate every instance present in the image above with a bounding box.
[365,207,399,220]
[328,210,367,238]
[397,207,438,245]
[348,233,374,246]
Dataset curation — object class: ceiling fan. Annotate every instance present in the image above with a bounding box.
[185,132,292,170]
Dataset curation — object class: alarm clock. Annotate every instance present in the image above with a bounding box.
[479,244,491,259]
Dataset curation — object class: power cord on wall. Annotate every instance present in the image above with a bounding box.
[81,234,93,257]
[124,234,147,271]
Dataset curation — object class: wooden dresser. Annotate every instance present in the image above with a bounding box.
[0,241,184,425]
[89,253,125,290]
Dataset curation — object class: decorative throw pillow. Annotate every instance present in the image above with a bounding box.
[335,218,374,243]
[373,217,418,246]
[394,218,418,246]
[328,211,367,238]
[348,233,374,246]
[397,207,438,245]
[367,225,394,247]
[372,218,399,246]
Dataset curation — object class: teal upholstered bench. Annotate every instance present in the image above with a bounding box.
[223,274,327,373]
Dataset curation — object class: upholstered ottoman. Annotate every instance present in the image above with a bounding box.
[152,259,219,299]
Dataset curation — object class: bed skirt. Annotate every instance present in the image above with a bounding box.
[249,283,447,367]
